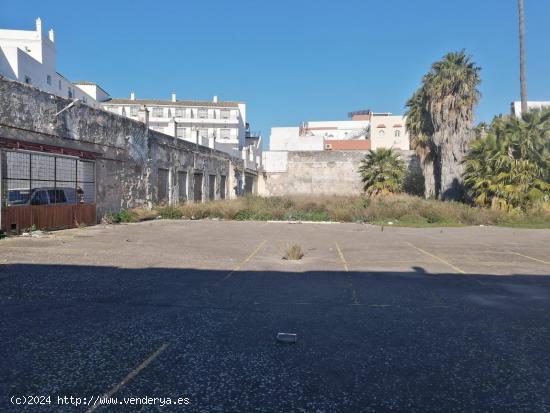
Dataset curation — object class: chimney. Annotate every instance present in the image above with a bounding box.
[213,95,218,103]
[48,28,55,42]
[171,92,176,102]
[130,91,135,100]
[35,17,42,37]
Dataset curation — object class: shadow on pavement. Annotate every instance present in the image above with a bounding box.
[1,264,549,412]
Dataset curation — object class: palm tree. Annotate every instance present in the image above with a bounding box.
[518,0,528,116]
[424,51,481,200]
[463,109,550,209]
[405,89,436,198]
[359,148,406,197]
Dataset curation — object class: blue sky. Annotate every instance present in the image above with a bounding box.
[2,0,549,142]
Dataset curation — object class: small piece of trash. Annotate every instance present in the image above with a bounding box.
[276,333,297,343]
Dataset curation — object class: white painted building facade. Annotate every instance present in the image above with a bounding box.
[268,112,409,153]
[0,18,109,107]
[511,101,550,117]
[104,94,261,167]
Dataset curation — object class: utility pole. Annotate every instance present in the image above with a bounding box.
[518,0,528,116]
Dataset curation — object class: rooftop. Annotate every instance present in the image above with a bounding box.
[107,98,241,108]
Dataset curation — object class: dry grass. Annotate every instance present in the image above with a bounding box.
[283,244,304,260]
[105,194,550,228]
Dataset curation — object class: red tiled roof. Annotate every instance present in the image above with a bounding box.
[324,139,371,151]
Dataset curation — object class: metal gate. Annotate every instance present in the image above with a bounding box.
[1,150,96,232]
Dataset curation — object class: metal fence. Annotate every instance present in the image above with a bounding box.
[1,150,95,207]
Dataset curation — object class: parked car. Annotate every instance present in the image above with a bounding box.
[7,187,77,206]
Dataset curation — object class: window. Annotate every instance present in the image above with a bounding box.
[149,122,165,132]
[220,109,230,119]
[199,128,208,138]
[198,108,207,119]
[58,79,62,90]
[24,76,32,84]
[176,126,186,139]
[31,190,49,205]
[220,129,231,139]
[130,106,138,116]
[46,75,52,85]
[47,189,67,204]
[167,108,172,118]
[82,96,87,103]
[175,108,184,117]
[68,88,73,98]
[110,106,119,114]
[394,130,401,138]
[121,107,126,116]
[152,107,164,117]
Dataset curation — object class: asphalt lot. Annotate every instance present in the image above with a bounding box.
[1,220,550,412]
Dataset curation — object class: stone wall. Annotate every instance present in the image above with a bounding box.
[0,77,246,219]
[258,150,418,196]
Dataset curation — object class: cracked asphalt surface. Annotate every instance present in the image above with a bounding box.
[1,220,550,412]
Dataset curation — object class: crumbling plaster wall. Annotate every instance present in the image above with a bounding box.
[258,150,417,196]
[0,77,245,219]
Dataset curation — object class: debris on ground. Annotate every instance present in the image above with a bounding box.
[276,333,297,343]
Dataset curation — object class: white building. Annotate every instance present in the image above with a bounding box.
[268,110,409,152]
[0,18,109,107]
[511,101,550,117]
[103,93,261,167]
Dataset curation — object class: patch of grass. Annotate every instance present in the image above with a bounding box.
[283,244,304,260]
[109,195,550,228]
[104,209,135,224]
[157,206,183,219]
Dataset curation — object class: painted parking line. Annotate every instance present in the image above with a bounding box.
[85,343,169,413]
[405,242,465,274]
[220,239,267,282]
[512,252,550,266]
[335,242,359,305]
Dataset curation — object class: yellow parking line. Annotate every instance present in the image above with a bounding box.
[335,242,349,272]
[406,242,465,274]
[513,252,550,265]
[335,242,359,305]
[221,240,267,282]
[85,343,169,413]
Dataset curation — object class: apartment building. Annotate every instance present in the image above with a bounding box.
[268,110,409,152]
[0,18,109,107]
[103,93,262,166]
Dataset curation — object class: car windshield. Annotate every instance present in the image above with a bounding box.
[8,190,31,205]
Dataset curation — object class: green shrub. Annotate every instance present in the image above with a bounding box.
[157,206,183,219]
[105,209,135,224]
[234,209,254,221]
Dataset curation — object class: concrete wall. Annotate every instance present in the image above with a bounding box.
[258,149,417,196]
[0,77,246,220]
